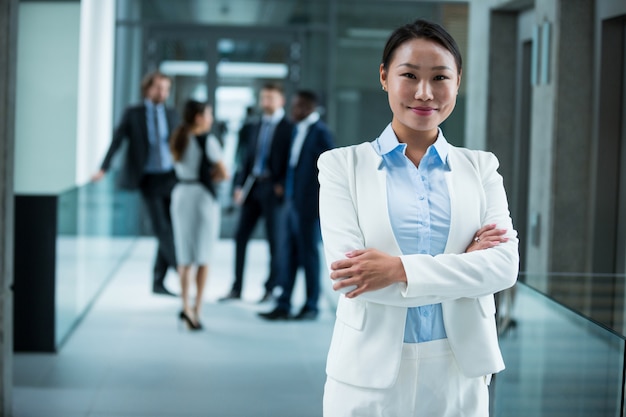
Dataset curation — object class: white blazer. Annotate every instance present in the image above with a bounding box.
[317,141,519,390]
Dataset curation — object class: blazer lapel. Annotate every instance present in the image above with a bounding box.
[443,149,483,254]
[139,105,150,148]
[357,146,402,256]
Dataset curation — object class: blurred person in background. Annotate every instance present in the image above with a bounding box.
[169,100,229,330]
[259,90,334,321]
[219,83,293,303]
[92,71,179,296]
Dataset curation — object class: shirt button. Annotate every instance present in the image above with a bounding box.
[418,195,425,200]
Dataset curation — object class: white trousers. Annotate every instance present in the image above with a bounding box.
[323,339,490,417]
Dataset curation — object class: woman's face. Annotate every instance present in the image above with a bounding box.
[380,38,461,141]
[195,106,214,133]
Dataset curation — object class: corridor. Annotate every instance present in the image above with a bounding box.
[13,238,334,417]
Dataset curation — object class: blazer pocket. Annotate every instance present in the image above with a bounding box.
[478,295,496,318]
[336,298,366,331]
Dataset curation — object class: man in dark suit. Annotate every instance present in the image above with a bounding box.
[234,106,258,169]
[220,83,293,302]
[259,90,334,320]
[92,71,179,296]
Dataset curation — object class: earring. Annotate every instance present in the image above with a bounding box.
[382,85,387,92]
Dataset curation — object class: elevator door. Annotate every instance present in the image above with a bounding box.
[593,17,626,276]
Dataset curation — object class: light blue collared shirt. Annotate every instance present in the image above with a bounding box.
[144,99,173,173]
[252,107,285,177]
[371,124,451,343]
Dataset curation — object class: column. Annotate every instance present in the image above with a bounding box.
[0,0,17,413]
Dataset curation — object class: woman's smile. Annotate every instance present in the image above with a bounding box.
[410,106,436,116]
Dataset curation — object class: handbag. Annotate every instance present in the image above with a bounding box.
[194,134,217,198]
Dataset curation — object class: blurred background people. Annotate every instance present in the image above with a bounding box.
[220,83,293,303]
[92,71,179,296]
[259,90,335,320]
[234,106,259,171]
[169,100,229,330]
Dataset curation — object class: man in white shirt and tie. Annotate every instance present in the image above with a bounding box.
[220,83,293,303]
[259,90,334,320]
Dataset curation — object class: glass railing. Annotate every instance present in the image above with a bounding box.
[492,276,626,417]
[54,175,140,347]
[13,174,140,351]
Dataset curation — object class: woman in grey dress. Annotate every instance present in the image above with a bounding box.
[169,100,228,330]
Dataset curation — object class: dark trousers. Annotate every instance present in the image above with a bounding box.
[276,201,321,313]
[232,180,279,295]
[139,171,177,288]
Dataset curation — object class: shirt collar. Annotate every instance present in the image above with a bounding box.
[297,111,320,130]
[144,99,161,109]
[262,107,285,124]
[373,123,450,168]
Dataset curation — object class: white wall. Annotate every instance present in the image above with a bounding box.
[14,0,116,194]
[76,0,116,186]
[15,2,80,194]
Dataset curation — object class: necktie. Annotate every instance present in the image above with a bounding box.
[254,122,271,176]
[153,106,163,170]
[284,127,298,199]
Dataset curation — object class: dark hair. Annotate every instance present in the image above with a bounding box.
[381,19,462,74]
[296,89,318,106]
[141,71,171,97]
[169,100,209,161]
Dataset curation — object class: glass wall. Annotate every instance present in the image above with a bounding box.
[56,178,137,347]
[114,0,468,149]
[494,282,625,417]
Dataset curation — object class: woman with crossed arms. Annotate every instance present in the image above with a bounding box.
[318,19,519,417]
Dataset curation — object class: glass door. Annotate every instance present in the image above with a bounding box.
[144,27,300,236]
[146,27,299,166]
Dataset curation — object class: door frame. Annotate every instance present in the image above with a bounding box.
[142,24,312,113]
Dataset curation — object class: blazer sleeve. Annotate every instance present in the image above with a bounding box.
[318,147,366,260]
[100,107,132,170]
[318,148,518,308]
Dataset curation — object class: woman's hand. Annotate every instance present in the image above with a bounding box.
[466,223,508,253]
[331,225,508,299]
[330,249,407,299]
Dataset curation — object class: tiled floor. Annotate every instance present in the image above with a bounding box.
[13,238,335,417]
[16,237,623,416]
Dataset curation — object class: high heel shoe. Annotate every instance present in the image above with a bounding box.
[179,311,201,330]
[192,308,204,330]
